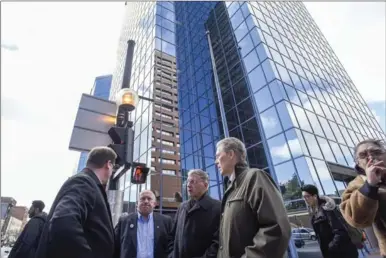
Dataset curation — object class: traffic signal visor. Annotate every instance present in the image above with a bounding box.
[108,126,126,144]
[108,126,126,166]
[131,165,149,184]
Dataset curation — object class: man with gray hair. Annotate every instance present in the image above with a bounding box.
[215,137,291,258]
[170,169,221,258]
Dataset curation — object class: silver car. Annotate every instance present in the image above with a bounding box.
[292,227,317,241]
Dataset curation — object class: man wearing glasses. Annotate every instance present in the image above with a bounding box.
[341,139,386,257]
[169,169,221,258]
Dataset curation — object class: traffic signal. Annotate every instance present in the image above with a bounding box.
[131,163,150,184]
[108,126,126,166]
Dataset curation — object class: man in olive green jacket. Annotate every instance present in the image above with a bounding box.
[215,137,291,258]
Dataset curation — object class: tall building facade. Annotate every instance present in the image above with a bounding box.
[75,75,113,174]
[110,1,385,256]
[111,2,182,214]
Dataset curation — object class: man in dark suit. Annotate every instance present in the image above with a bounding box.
[35,146,116,258]
[114,190,173,258]
[170,169,221,258]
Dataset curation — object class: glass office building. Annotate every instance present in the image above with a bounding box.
[75,75,113,174]
[111,2,183,215]
[110,1,385,256]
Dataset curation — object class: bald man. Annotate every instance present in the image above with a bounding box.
[114,190,173,258]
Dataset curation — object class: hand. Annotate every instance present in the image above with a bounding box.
[365,159,386,186]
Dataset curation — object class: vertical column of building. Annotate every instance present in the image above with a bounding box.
[150,50,181,215]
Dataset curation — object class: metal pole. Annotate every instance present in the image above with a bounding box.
[107,39,136,225]
[205,31,229,137]
[121,40,135,89]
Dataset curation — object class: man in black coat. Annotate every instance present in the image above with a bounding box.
[35,146,117,258]
[114,190,173,258]
[9,200,47,258]
[301,184,358,258]
[170,169,221,258]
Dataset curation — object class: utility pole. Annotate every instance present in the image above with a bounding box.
[107,40,153,225]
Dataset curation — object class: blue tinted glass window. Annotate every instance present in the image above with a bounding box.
[227,2,240,18]
[247,143,268,168]
[276,101,294,130]
[294,157,316,186]
[260,106,282,138]
[234,21,249,42]
[261,59,275,82]
[230,10,244,30]
[248,65,267,93]
[274,160,302,206]
[249,30,262,47]
[239,34,255,57]
[319,116,336,141]
[316,136,336,163]
[162,40,176,56]
[313,159,337,196]
[268,133,291,164]
[245,15,256,31]
[303,132,323,159]
[329,141,347,166]
[269,80,286,103]
[162,27,175,43]
[284,84,301,106]
[285,129,302,158]
[297,91,314,112]
[305,110,324,137]
[292,105,312,132]
[243,50,259,73]
[254,86,273,112]
[256,43,269,62]
[240,2,250,17]
[340,144,354,167]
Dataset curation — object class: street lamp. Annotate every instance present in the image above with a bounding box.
[116,88,139,112]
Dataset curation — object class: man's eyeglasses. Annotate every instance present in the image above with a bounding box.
[356,148,386,160]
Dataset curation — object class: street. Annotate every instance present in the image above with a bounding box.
[296,241,382,258]
[296,241,322,258]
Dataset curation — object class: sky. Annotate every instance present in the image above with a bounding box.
[1,2,385,211]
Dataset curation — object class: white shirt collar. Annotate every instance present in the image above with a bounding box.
[229,171,235,183]
[137,212,153,221]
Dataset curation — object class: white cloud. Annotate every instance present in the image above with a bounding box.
[271,139,302,160]
[260,115,278,129]
[1,40,19,51]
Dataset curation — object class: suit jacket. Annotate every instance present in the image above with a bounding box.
[217,165,291,258]
[170,193,221,258]
[35,168,114,258]
[114,212,173,258]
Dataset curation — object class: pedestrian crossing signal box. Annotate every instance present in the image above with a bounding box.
[131,163,150,184]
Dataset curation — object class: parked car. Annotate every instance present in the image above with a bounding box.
[292,227,317,241]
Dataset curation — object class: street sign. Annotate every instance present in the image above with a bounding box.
[69,94,117,152]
